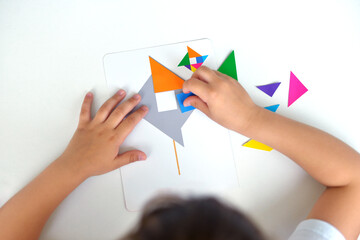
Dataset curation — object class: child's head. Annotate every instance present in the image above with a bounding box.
[123,196,264,240]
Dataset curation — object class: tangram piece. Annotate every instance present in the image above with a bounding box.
[178,53,190,67]
[133,76,193,146]
[185,65,191,70]
[264,104,280,112]
[187,46,201,58]
[149,57,184,93]
[196,56,203,63]
[177,92,195,113]
[256,82,281,97]
[201,55,208,62]
[218,50,238,80]
[190,65,197,72]
[242,139,273,151]
[155,91,178,112]
[191,63,203,69]
[288,72,308,107]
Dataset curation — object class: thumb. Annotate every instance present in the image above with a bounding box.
[184,96,210,116]
[114,150,147,168]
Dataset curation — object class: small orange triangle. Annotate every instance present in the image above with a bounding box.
[149,57,184,93]
[187,46,201,58]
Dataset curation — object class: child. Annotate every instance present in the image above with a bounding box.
[0,67,359,240]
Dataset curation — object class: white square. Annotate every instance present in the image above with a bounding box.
[155,91,178,112]
[190,57,197,64]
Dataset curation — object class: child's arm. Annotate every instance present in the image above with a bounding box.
[0,91,148,240]
[183,67,360,240]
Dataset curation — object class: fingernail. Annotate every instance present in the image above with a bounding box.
[117,90,125,96]
[86,92,93,98]
[183,101,190,107]
[138,154,146,161]
[140,105,148,112]
[133,94,140,100]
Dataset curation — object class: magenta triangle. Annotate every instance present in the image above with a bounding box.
[288,72,308,107]
[256,82,281,97]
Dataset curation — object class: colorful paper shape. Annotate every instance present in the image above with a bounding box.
[187,46,201,58]
[256,82,281,97]
[178,53,190,66]
[176,92,195,113]
[191,63,203,69]
[133,76,193,146]
[288,72,308,107]
[242,139,273,151]
[190,65,196,72]
[149,57,184,93]
[155,91,178,112]
[217,51,237,80]
[264,104,280,112]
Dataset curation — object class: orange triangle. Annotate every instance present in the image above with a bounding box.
[149,57,184,93]
[187,46,201,58]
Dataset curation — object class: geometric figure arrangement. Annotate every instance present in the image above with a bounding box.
[138,50,239,147]
[178,46,208,72]
[217,50,238,81]
[256,82,281,97]
[264,104,280,112]
[288,71,308,107]
[133,76,193,147]
[176,92,195,113]
[149,56,184,93]
[155,91,178,112]
[242,139,273,151]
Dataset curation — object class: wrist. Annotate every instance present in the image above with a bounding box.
[236,105,265,137]
[53,155,89,184]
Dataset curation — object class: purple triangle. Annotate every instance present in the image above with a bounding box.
[185,65,191,70]
[256,82,281,97]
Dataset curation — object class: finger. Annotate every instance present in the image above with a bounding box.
[78,92,93,127]
[191,66,217,83]
[183,95,211,116]
[115,106,148,144]
[93,90,126,123]
[183,78,211,102]
[114,150,147,169]
[106,94,142,128]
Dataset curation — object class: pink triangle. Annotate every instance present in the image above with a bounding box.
[191,62,203,69]
[288,72,308,107]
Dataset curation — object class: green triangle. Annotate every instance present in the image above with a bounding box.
[178,52,190,67]
[217,50,238,81]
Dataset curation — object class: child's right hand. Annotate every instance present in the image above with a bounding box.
[182,66,260,134]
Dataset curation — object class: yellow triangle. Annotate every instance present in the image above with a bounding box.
[190,65,196,72]
[243,139,273,151]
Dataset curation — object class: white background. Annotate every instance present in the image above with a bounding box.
[0,0,360,239]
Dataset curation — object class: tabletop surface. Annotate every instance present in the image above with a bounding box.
[1,1,360,239]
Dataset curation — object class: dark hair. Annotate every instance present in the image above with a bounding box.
[123,196,265,240]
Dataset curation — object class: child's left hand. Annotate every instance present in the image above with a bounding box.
[57,90,148,179]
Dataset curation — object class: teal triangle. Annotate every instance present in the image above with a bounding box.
[202,55,208,62]
[178,52,190,66]
[264,104,280,112]
[217,51,237,80]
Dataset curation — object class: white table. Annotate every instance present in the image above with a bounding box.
[1,1,359,239]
